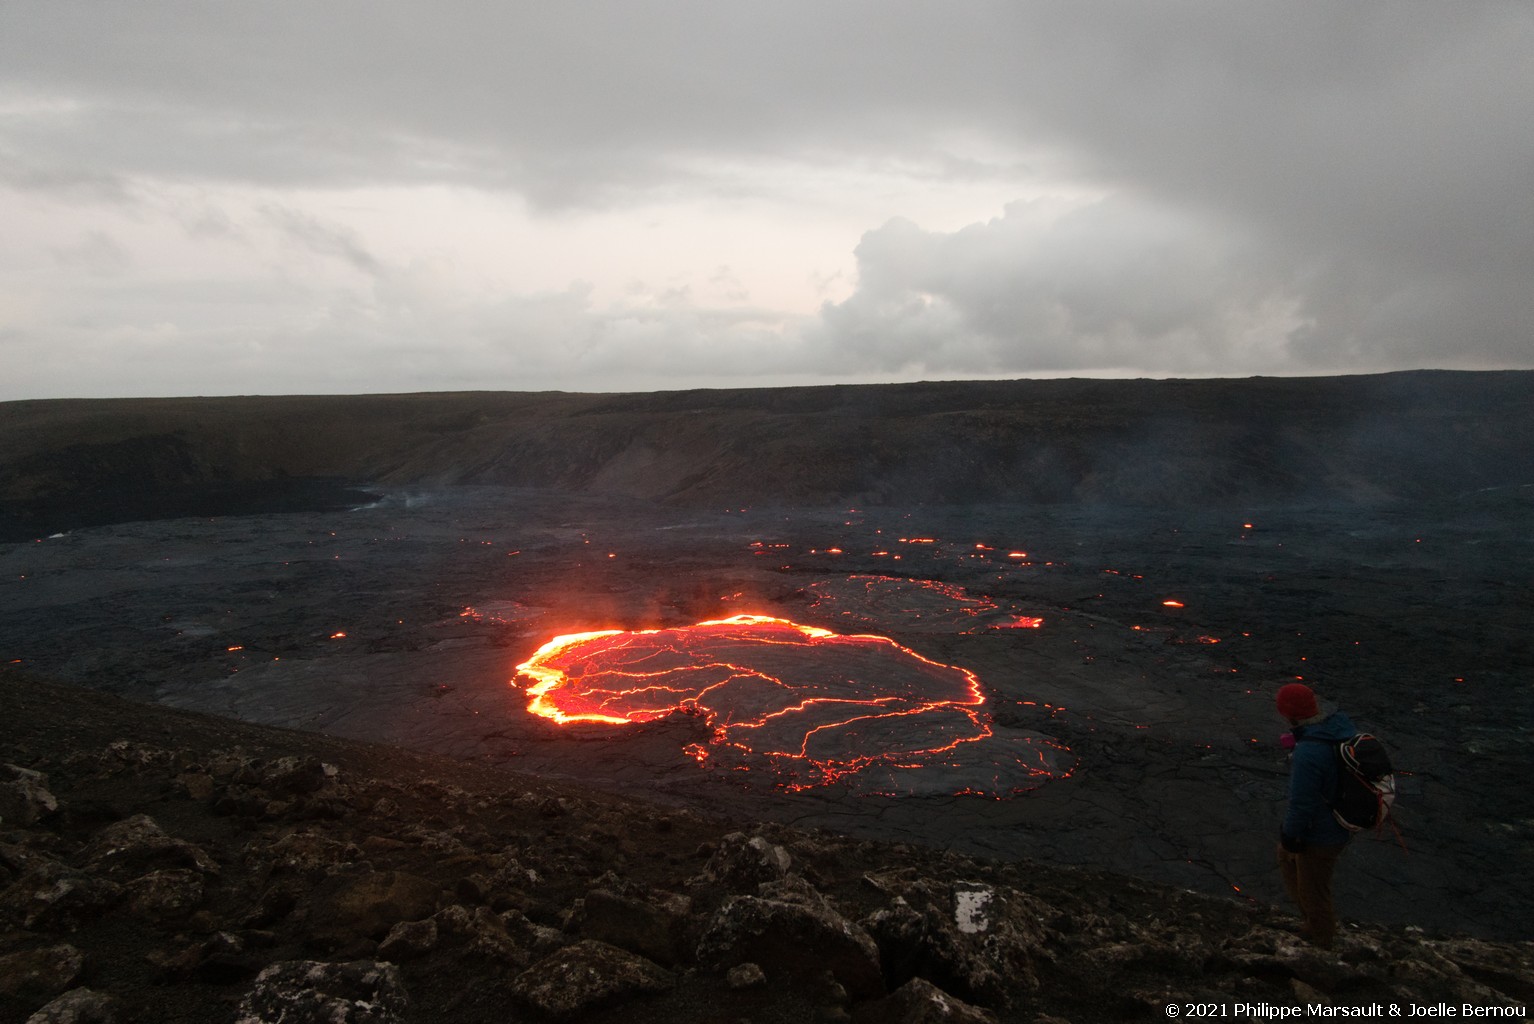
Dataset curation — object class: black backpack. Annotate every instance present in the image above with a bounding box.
[1331,733,1396,832]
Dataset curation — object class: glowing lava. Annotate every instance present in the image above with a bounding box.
[516,614,1069,796]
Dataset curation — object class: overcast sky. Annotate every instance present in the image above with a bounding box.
[2,2,1530,399]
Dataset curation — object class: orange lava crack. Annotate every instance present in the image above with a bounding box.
[514,613,1066,795]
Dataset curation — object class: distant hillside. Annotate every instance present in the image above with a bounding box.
[2,371,1532,537]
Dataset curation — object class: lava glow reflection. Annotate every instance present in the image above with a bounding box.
[516,614,1070,796]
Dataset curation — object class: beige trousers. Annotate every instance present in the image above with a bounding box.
[1277,842,1346,949]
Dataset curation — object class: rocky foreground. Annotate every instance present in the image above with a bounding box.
[1,672,1529,1024]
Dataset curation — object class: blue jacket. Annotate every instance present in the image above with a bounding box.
[1282,710,1357,848]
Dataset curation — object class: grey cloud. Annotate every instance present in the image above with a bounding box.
[259,205,383,277]
[815,198,1295,375]
[0,263,817,400]
[6,3,1529,237]
[0,152,138,206]
[985,3,1534,371]
[175,202,246,243]
[816,186,1534,375]
[7,4,1525,194]
[50,230,132,277]
[0,3,1061,205]
[2,0,1530,386]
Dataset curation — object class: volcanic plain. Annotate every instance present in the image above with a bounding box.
[0,372,1531,1020]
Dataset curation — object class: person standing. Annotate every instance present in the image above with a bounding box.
[1275,682,1355,949]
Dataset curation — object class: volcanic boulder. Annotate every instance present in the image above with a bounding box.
[21,987,122,1024]
[234,960,408,1024]
[0,944,86,1006]
[78,815,217,879]
[861,873,1054,1006]
[0,859,122,933]
[376,918,439,962]
[308,871,443,948]
[120,868,205,925]
[572,887,692,966]
[429,904,529,966]
[694,831,793,892]
[726,962,767,989]
[851,976,999,1024]
[0,765,58,828]
[510,939,675,1020]
[696,881,885,1001]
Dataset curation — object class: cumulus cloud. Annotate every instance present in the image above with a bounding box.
[812,198,1292,375]
[814,185,1534,376]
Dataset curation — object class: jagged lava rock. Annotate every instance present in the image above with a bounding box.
[78,816,216,879]
[696,885,885,1000]
[0,767,57,829]
[119,868,204,925]
[430,903,528,966]
[0,860,122,933]
[22,987,120,1024]
[376,918,438,962]
[861,873,1054,1005]
[852,976,998,1024]
[695,831,793,891]
[0,945,85,1007]
[308,871,443,947]
[573,887,691,966]
[511,939,674,1020]
[234,960,407,1024]
[726,961,767,989]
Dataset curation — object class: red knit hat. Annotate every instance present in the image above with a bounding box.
[1276,683,1319,721]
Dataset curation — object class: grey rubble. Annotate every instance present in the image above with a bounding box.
[1,675,1529,1024]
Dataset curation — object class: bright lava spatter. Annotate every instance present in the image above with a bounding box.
[515,614,1070,796]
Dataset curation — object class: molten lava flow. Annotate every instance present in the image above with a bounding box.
[516,614,1069,796]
